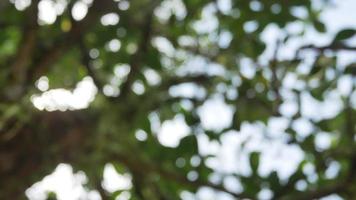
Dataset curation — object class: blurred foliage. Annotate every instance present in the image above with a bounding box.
[0,0,355,199]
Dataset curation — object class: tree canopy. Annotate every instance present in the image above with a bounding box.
[0,0,355,199]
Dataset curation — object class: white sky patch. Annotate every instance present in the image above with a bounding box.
[239,58,256,79]
[169,82,206,99]
[216,130,252,175]
[351,90,356,109]
[114,64,131,79]
[102,163,132,193]
[300,91,343,121]
[154,0,187,23]
[223,176,243,194]
[290,6,308,19]
[26,164,97,200]
[282,72,306,91]
[243,20,259,33]
[143,69,161,86]
[201,124,304,180]
[36,76,49,92]
[192,3,218,34]
[71,1,88,21]
[267,117,290,138]
[320,90,344,118]
[292,118,314,140]
[196,187,235,200]
[216,0,232,14]
[103,84,120,97]
[38,0,57,24]
[279,100,299,118]
[135,129,148,141]
[258,188,273,200]
[337,75,354,97]
[197,133,220,156]
[54,0,68,15]
[117,1,129,11]
[31,76,97,111]
[247,122,304,180]
[218,30,233,49]
[176,56,226,76]
[132,80,145,95]
[101,13,120,26]
[178,35,198,47]
[11,0,31,11]
[259,143,304,179]
[324,161,341,179]
[198,96,234,131]
[27,163,132,200]
[320,0,356,32]
[314,132,333,151]
[261,4,356,76]
[106,39,121,52]
[180,191,195,200]
[259,0,356,62]
[158,114,190,147]
[303,162,318,183]
[152,36,175,57]
[259,24,283,65]
[320,194,343,200]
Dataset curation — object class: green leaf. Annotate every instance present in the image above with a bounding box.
[268,171,281,192]
[178,135,198,155]
[110,190,124,200]
[249,152,260,174]
[344,63,356,75]
[313,20,326,33]
[315,112,344,133]
[333,29,356,41]
[309,65,322,76]
[46,191,57,200]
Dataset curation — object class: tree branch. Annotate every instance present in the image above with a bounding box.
[112,153,249,199]
[278,180,347,200]
[79,41,104,90]
[24,0,117,94]
[118,6,156,99]
[299,43,356,52]
[5,0,39,100]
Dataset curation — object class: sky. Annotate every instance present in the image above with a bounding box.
[18,0,356,199]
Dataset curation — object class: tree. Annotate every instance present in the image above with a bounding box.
[0,0,355,199]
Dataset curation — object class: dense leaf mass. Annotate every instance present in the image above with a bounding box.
[0,0,355,199]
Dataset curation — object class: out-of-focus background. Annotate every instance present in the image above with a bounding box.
[0,0,355,199]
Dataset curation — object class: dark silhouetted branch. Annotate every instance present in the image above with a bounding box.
[278,180,347,200]
[79,41,104,90]
[112,153,249,199]
[300,43,356,52]
[118,1,158,99]
[25,0,117,93]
